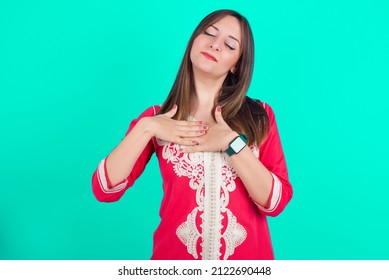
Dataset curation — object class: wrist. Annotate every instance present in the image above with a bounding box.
[138,117,155,138]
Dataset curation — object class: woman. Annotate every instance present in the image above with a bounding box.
[92,9,292,260]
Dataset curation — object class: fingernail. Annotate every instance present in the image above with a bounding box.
[216,106,221,112]
[202,125,208,130]
[173,104,177,110]
[198,121,203,124]
[192,141,198,144]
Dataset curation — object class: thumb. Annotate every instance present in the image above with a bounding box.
[164,104,178,118]
[215,106,225,124]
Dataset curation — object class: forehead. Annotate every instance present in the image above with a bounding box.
[211,15,242,41]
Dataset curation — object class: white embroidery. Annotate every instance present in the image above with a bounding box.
[158,139,259,259]
[176,208,201,259]
[223,209,247,259]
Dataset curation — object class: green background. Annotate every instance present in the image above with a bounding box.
[1,0,388,259]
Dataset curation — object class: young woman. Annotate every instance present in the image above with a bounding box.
[92,9,293,260]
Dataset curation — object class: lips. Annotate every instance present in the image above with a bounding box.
[201,52,217,62]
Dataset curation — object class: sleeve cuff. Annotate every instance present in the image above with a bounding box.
[254,172,282,212]
[97,158,128,193]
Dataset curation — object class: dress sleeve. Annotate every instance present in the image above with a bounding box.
[255,102,293,216]
[91,106,158,202]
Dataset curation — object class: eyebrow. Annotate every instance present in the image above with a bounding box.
[210,25,241,45]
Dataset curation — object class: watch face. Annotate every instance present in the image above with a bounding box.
[230,137,246,153]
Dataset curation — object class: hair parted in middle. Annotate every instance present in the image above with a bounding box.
[158,9,269,146]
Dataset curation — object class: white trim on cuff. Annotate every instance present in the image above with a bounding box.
[255,172,282,212]
[97,158,127,193]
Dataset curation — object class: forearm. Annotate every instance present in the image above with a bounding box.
[106,117,153,187]
[229,146,273,208]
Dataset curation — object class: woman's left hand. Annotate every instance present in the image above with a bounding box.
[181,106,239,153]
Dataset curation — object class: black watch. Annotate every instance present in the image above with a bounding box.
[225,134,247,156]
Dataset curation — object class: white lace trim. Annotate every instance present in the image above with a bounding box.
[158,139,257,259]
[201,152,223,260]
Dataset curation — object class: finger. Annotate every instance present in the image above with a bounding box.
[215,106,225,124]
[164,104,178,119]
[181,136,204,144]
[178,129,206,137]
[181,145,203,153]
[178,123,208,132]
[173,137,198,146]
[176,120,204,127]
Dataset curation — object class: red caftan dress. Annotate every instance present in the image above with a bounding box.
[92,103,293,260]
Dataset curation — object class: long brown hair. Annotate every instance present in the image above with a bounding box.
[158,9,269,145]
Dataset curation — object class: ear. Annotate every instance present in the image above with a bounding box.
[230,66,236,74]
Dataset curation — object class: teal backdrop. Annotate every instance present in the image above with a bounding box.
[1,0,388,259]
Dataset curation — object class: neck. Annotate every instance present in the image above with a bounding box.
[191,69,226,113]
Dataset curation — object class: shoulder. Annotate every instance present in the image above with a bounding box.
[260,101,275,120]
[249,98,276,122]
[126,105,162,133]
[137,105,162,118]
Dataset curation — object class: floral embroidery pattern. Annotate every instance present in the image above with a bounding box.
[157,139,257,259]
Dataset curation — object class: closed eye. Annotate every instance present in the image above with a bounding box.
[204,30,215,37]
[225,43,236,50]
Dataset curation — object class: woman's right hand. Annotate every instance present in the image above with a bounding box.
[141,105,207,146]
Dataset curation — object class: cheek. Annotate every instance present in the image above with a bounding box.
[189,46,197,64]
[190,39,200,58]
[192,34,211,50]
[192,36,203,49]
[224,53,240,68]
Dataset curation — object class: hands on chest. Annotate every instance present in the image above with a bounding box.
[145,105,239,153]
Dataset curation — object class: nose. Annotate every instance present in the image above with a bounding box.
[210,44,220,52]
[210,38,222,52]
